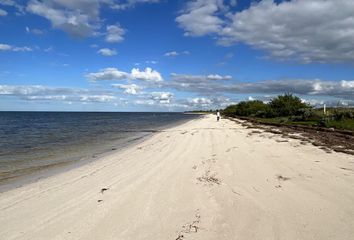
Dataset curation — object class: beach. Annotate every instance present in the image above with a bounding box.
[1,114,354,240]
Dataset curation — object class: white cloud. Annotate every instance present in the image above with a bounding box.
[0,84,117,103]
[150,92,173,104]
[218,0,354,63]
[229,0,237,7]
[111,83,142,95]
[164,50,190,57]
[177,0,354,63]
[87,67,163,82]
[26,0,103,38]
[135,99,155,105]
[26,26,44,35]
[170,73,232,82]
[145,60,158,64]
[12,46,33,52]
[26,95,68,101]
[86,68,129,81]
[206,74,232,80]
[44,46,53,52]
[0,43,32,52]
[164,51,178,57]
[23,0,160,41]
[0,8,7,16]
[80,95,116,103]
[105,24,125,43]
[133,91,174,106]
[110,0,160,10]
[184,96,232,109]
[163,74,354,100]
[176,0,225,36]
[0,43,11,51]
[0,85,86,96]
[130,67,163,82]
[188,97,212,105]
[97,48,117,56]
[0,0,24,13]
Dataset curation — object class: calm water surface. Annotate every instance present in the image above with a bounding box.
[0,112,199,185]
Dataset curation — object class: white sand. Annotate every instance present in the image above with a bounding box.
[1,114,354,240]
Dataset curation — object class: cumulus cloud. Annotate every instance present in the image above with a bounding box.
[138,72,231,97]
[111,83,142,95]
[0,0,24,13]
[79,95,116,103]
[105,24,125,43]
[0,85,87,96]
[0,85,117,103]
[163,73,232,93]
[176,0,226,36]
[164,50,190,57]
[0,43,32,52]
[87,67,163,82]
[150,91,173,104]
[130,67,163,82]
[220,0,354,63]
[170,73,232,82]
[0,8,7,16]
[26,0,105,38]
[226,79,354,99]
[86,68,129,81]
[23,0,158,39]
[0,43,11,51]
[163,73,354,101]
[25,26,44,35]
[182,96,233,109]
[177,0,354,63]
[132,91,174,106]
[110,0,160,10]
[188,97,212,105]
[97,48,117,56]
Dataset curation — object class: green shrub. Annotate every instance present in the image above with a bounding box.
[332,109,354,120]
[235,100,269,117]
[222,101,270,117]
[222,104,238,117]
[269,93,310,117]
[296,108,323,121]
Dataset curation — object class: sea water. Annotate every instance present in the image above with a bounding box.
[0,112,199,186]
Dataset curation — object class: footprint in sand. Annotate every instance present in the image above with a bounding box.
[175,210,201,240]
[275,175,290,188]
[197,170,221,186]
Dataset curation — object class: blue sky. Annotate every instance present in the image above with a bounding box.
[1,0,354,111]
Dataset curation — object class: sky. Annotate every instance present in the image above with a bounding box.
[0,0,354,112]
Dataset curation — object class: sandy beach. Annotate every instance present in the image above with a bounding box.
[1,114,354,240]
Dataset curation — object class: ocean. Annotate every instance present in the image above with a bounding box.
[0,112,199,187]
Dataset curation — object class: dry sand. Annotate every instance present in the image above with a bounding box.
[1,114,354,240]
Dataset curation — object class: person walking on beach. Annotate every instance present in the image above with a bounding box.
[216,110,220,122]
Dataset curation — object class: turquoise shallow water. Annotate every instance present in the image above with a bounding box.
[0,112,199,184]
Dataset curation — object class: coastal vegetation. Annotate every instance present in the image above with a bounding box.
[223,94,354,131]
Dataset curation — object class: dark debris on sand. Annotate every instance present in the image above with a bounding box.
[228,117,354,155]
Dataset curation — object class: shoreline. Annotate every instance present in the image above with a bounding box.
[0,114,201,193]
[1,115,353,239]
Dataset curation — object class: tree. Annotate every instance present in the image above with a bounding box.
[222,100,269,117]
[269,93,309,117]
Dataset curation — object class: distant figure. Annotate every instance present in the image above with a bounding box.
[216,110,220,121]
